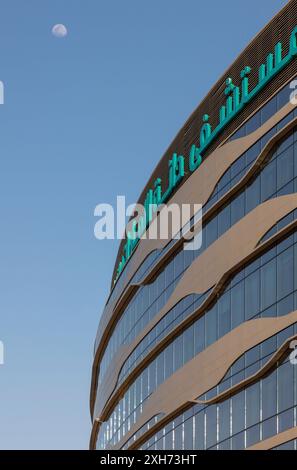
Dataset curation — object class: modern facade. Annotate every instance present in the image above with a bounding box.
[90,0,297,450]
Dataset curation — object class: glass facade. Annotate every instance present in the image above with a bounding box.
[97,230,297,450]
[140,353,297,450]
[96,120,297,396]
[91,5,297,451]
[95,81,297,386]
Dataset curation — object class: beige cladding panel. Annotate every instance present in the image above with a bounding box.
[91,112,297,420]
[94,194,297,421]
[114,310,297,450]
[91,0,297,450]
[247,427,297,450]
[95,101,296,373]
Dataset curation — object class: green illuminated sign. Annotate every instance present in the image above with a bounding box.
[113,26,297,285]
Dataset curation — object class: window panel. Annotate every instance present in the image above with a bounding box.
[231,281,245,328]
[194,316,205,355]
[262,369,277,420]
[218,291,231,337]
[218,400,230,443]
[261,96,277,124]
[205,305,218,347]
[245,271,260,319]
[246,383,260,427]
[205,405,217,449]
[261,258,276,310]
[261,159,276,201]
[231,192,245,225]
[278,360,294,413]
[218,204,231,237]
[277,247,294,300]
[194,410,205,450]
[232,390,245,435]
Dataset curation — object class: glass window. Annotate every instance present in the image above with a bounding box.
[183,417,194,450]
[246,383,260,432]
[194,316,205,355]
[277,247,294,300]
[194,410,205,450]
[165,258,175,287]
[275,440,295,450]
[261,258,276,310]
[277,130,294,155]
[231,126,246,141]
[277,145,294,190]
[164,342,174,380]
[277,84,291,109]
[245,176,260,213]
[278,408,294,433]
[246,141,261,166]
[218,291,231,337]
[232,390,245,435]
[173,334,183,372]
[148,360,157,395]
[261,335,277,358]
[218,204,231,237]
[218,400,230,443]
[218,439,231,450]
[231,192,245,225]
[218,168,231,191]
[261,96,277,124]
[261,127,277,149]
[205,405,217,449]
[231,281,245,328]
[232,431,245,450]
[183,326,194,364]
[165,429,174,450]
[262,416,277,440]
[261,159,276,201]
[231,155,245,179]
[294,142,297,179]
[245,270,260,319]
[174,250,184,278]
[246,345,260,367]
[205,305,218,347]
[262,369,277,420]
[246,424,260,448]
[278,360,294,413]
[277,180,294,197]
[206,217,218,247]
[246,112,261,134]
[173,419,183,450]
[277,293,294,317]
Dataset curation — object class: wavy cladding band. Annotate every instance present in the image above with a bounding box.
[92,101,296,375]
[94,194,297,416]
[90,109,297,419]
[195,334,297,406]
[246,426,297,450]
[115,310,297,450]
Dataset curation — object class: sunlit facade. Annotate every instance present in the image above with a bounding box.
[90,0,297,450]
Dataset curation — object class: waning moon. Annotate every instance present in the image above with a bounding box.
[52,24,68,38]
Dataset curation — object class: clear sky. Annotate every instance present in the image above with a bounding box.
[0,0,288,450]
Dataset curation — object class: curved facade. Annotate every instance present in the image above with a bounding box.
[90,0,297,450]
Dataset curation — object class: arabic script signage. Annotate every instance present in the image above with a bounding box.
[113,26,297,285]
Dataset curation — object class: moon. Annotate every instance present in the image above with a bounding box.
[52,24,68,38]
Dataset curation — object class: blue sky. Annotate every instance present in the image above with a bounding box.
[0,0,288,450]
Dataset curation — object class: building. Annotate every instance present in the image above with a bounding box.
[90,0,297,450]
